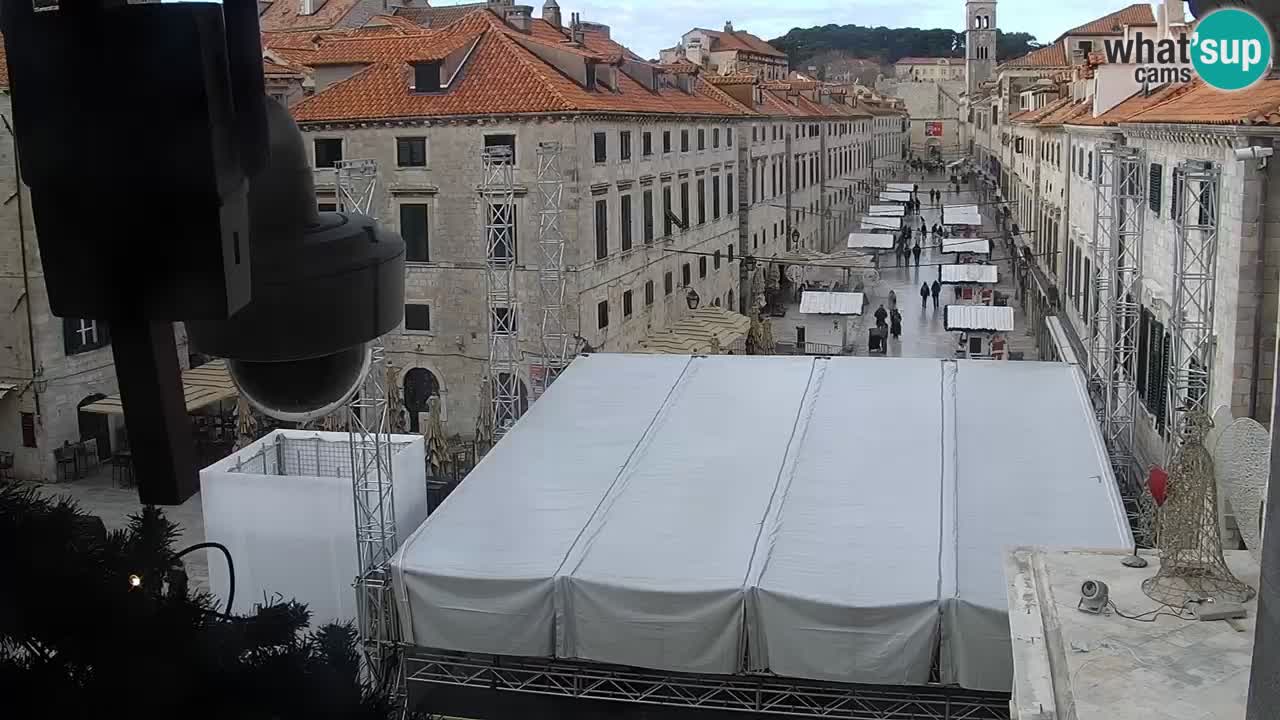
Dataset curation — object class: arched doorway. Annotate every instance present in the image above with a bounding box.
[402,368,440,433]
[78,394,111,461]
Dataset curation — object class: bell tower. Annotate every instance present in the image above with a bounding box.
[965,0,996,97]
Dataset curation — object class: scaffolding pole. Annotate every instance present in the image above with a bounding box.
[335,158,379,216]
[483,147,521,440]
[1088,143,1116,424]
[533,142,569,399]
[1166,160,1221,457]
[1104,145,1148,540]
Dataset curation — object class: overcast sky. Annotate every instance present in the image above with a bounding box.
[505,0,1169,60]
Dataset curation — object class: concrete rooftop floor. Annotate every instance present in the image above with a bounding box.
[1006,547,1258,720]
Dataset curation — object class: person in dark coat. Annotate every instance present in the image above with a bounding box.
[874,304,888,327]
[912,242,922,266]
[889,307,902,339]
[920,281,930,309]
[920,220,927,236]
[930,279,942,309]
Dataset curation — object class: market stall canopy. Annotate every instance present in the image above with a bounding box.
[942,238,991,255]
[0,382,16,401]
[868,205,905,217]
[636,307,750,355]
[847,232,895,250]
[947,159,965,170]
[943,204,983,226]
[391,354,1130,692]
[885,182,915,192]
[861,216,901,231]
[940,264,998,284]
[945,305,1014,332]
[799,291,864,315]
[880,192,912,203]
[80,359,237,415]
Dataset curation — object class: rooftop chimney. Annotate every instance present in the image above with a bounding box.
[542,0,560,28]
[505,4,533,32]
[569,12,584,46]
[724,20,733,33]
[299,0,319,16]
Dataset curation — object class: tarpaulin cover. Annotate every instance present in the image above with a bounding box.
[944,204,983,226]
[392,355,1131,692]
[861,216,901,231]
[847,232,895,249]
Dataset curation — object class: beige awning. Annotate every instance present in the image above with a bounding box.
[638,307,751,355]
[80,359,238,416]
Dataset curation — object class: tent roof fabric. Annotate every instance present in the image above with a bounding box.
[392,354,1131,693]
[861,216,901,230]
[943,238,991,255]
[944,204,982,226]
[79,359,237,415]
[941,264,998,284]
[799,291,864,315]
[880,191,912,202]
[637,307,749,354]
[945,305,1015,332]
[885,182,915,192]
[847,232,895,249]
[868,204,905,217]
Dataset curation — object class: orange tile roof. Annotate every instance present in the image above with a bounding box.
[392,2,487,28]
[695,27,786,58]
[1061,3,1155,37]
[1012,95,1074,124]
[260,0,365,32]
[1036,98,1092,127]
[704,72,756,85]
[1068,82,1193,126]
[1001,42,1068,69]
[1125,79,1280,126]
[289,9,760,123]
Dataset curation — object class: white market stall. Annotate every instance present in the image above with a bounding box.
[940,263,999,305]
[391,354,1131,700]
[797,291,864,353]
[943,203,983,227]
[880,191,912,203]
[847,232,895,250]
[868,204,906,217]
[942,237,991,264]
[944,305,1015,359]
[886,182,915,192]
[861,216,901,231]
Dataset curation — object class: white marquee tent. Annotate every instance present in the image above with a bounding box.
[847,232,895,250]
[886,182,915,192]
[392,355,1131,694]
[944,204,983,226]
[942,237,991,255]
[868,204,905,217]
[940,264,998,284]
[861,216,901,231]
[880,191,912,203]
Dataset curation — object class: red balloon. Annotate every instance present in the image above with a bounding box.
[1148,466,1169,507]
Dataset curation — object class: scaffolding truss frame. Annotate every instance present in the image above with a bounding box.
[1103,145,1147,533]
[1166,160,1221,459]
[335,158,379,216]
[348,340,403,697]
[1088,143,1116,424]
[483,146,521,440]
[404,651,1010,720]
[533,142,569,399]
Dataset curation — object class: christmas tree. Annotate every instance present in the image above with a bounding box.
[0,483,400,718]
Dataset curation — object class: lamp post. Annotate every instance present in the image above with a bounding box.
[790,228,801,251]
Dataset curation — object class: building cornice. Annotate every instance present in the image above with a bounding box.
[296,111,758,131]
[1117,122,1280,146]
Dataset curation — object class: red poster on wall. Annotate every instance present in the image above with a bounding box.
[926,121,944,137]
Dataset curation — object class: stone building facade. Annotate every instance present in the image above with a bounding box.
[659,23,789,81]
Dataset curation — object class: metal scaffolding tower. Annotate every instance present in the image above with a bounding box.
[335,158,379,216]
[1102,145,1148,539]
[483,146,521,439]
[1088,144,1117,423]
[336,158,403,694]
[532,142,569,399]
[1166,160,1221,456]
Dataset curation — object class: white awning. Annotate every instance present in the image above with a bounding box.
[943,204,983,226]
[868,204,906,217]
[885,182,915,192]
[0,382,16,401]
[880,192,912,202]
[942,238,991,255]
[947,159,965,169]
[861,216,901,231]
[847,232,895,250]
[799,291,865,315]
[945,305,1014,332]
[79,360,238,415]
[940,264,998,284]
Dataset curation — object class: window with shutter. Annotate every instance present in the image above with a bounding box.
[1171,168,1184,220]
[1137,309,1150,401]
[1148,163,1162,215]
[621,195,633,251]
[594,199,608,260]
[643,191,654,243]
[1198,180,1213,227]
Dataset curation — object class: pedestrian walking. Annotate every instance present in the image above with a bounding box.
[889,308,902,339]
[912,242,922,266]
[920,220,927,237]
[930,279,942,310]
[874,303,888,327]
[920,281,930,309]
[888,289,897,309]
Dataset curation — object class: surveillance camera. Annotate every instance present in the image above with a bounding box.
[1233,146,1275,161]
[187,100,404,422]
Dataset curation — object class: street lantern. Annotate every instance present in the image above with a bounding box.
[685,288,700,310]
[790,228,800,250]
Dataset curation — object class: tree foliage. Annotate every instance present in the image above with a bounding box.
[0,484,398,719]
[769,24,1044,68]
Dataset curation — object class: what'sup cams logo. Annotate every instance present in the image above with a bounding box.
[1103,7,1273,91]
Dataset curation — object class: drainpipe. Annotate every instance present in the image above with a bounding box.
[3,113,39,417]
[1249,139,1274,421]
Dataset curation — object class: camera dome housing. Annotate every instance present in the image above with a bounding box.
[187,98,404,421]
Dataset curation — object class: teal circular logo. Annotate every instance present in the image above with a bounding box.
[1191,8,1273,91]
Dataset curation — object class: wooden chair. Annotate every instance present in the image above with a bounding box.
[111,452,134,488]
[54,445,78,482]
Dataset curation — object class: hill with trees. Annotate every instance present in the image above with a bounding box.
[768,24,1043,70]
